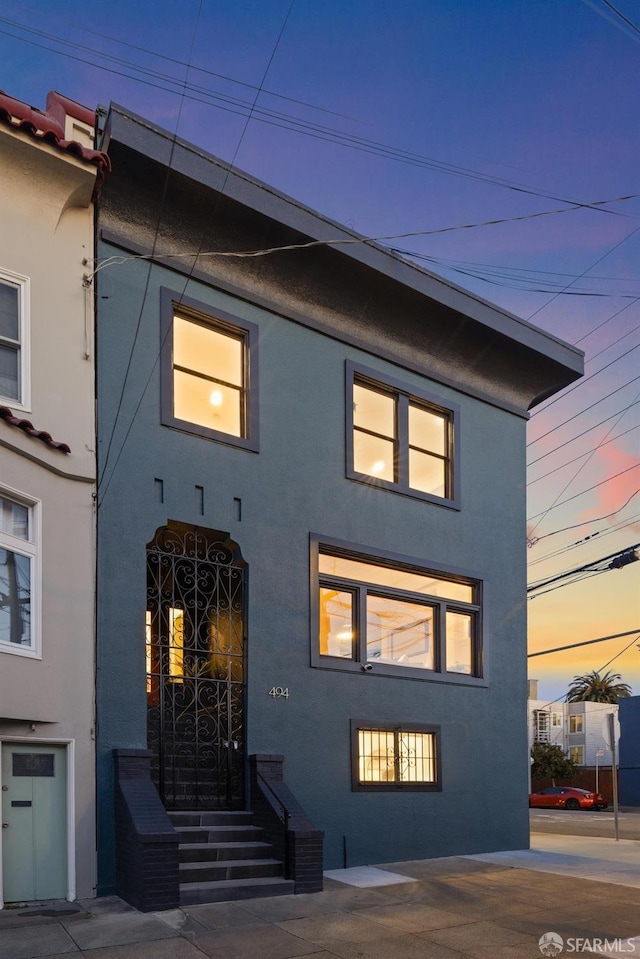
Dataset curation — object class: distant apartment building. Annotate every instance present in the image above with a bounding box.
[528,680,617,767]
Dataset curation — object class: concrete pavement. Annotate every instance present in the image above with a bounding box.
[1,841,639,959]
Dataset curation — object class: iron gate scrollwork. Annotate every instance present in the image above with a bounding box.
[146,522,246,810]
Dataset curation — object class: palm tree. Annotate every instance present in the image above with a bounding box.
[566,670,632,703]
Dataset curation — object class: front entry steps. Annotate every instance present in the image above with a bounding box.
[169,810,294,905]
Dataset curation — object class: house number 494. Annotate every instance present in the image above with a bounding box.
[269,686,289,699]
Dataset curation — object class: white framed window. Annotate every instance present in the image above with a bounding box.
[0,488,40,658]
[569,746,584,764]
[569,715,583,734]
[0,269,30,410]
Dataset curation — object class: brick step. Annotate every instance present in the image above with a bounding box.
[180,876,295,906]
[179,858,283,883]
[168,810,253,827]
[173,824,263,844]
[179,841,274,863]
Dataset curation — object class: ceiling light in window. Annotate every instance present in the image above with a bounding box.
[371,460,386,475]
[209,389,224,407]
[336,628,353,640]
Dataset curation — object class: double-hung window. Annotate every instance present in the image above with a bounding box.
[352,721,441,791]
[313,538,483,683]
[569,715,583,734]
[0,490,38,657]
[0,269,30,409]
[161,289,259,450]
[347,363,458,506]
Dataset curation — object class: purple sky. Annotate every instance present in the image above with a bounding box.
[2,0,639,701]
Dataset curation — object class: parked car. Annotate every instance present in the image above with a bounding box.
[529,786,607,810]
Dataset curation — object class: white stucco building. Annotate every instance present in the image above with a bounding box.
[0,90,109,905]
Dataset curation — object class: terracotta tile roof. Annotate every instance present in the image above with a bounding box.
[0,406,71,453]
[0,89,110,190]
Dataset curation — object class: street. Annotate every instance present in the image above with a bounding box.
[530,808,640,841]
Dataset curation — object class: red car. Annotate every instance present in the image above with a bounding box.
[529,786,607,810]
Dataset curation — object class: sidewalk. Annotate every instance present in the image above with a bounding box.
[1,842,639,959]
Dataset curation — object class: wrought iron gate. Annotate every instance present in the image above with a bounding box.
[146,523,246,810]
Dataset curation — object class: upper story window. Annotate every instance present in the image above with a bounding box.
[161,288,259,451]
[312,537,483,684]
[0,269,30,410]
[0,489,39,658]
[552,712,563,727]
[346,362,458,507]
[569,715,583,734]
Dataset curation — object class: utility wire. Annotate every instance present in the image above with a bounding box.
[98,1,296,506]
[527,489,640,545]
[97,2,204,491]
[527,464,640,522]
[85,192,639,282]
[0,13,637,216]
[528,629,640,658]
[527,422,640,485]
[526,375,640,447]
[527,401,640,465]
[529,340,640,418]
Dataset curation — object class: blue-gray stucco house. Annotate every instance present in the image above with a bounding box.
[94,103,583,909]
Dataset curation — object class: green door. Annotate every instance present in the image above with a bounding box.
[1,744,67,901]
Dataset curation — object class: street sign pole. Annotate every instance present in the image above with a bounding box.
[608,712,620,841]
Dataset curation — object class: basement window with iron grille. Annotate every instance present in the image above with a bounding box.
[351,721,441,791]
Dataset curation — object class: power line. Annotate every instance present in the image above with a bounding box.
[527,401,640,466]
[529,340,640,418]
[527,423,640,486]
[527,464,640,522]
[527,489,640,545]
[85,192,640,283]
[528,629,640,658]
[527,543,640,593]
[526,374,640,447]
[528,512,640,567]
[98,1,297,506]
[0,13,638,216]
[97,1,204,490]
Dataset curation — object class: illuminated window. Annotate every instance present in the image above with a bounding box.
[552,712,563,727]
[352,721,440,791]
[0,269,30,409]
[314,539,482,683]
[569,746,584,764]
[569,715,583,734]
[347,363,457,505]
[161,289,259,450]
[0,489,38,657]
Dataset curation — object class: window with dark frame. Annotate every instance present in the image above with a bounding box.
[160,288,259,451]
[314,540,483,683]
[347,363,457,505]
[351,721,441,791]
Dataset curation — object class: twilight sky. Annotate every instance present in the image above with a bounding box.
[1,0,639,702]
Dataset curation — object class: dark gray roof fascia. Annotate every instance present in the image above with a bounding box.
[103,104,583,379]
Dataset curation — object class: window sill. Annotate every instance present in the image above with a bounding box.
[313,656,487,686]
[347,471,461,510]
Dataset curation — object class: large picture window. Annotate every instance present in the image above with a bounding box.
[161,289,259,450]
[313,538,483,684]
[351,721,441,791]
[0,269,30,409]
[0,490,38,657]
[347,363,458,506]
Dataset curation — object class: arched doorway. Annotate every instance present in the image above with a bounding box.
[146,522,246,809]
